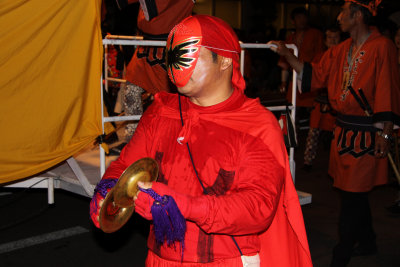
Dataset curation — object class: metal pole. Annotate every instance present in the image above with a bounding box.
[47,178,54,204]
[240,42,245,75]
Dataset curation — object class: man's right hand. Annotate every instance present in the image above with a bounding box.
[268,41,291,57]
[268,41,304,76]
[90,178,119,229]
[90,193,104,228]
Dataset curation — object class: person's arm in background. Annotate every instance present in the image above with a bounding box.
[373,39,400,158]
[375,121,393,158]
[269,39,336,95]
[269,41,304,75]
[280,69,289,93]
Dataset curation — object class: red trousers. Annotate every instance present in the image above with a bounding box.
[145,250,243,267]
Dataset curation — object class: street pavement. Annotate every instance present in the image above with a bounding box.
[1,129,399,267]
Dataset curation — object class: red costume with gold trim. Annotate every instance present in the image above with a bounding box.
[303,28,400,192]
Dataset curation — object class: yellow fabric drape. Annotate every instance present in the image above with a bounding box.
[0,0,104,183]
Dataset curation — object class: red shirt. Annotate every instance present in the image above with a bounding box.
[103,89,312,266]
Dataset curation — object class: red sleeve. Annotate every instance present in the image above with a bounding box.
[186,138,285,236]
[373,39,400,118]
[309,47,336,90]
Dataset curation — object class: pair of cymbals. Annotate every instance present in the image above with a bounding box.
[99,157,159,233]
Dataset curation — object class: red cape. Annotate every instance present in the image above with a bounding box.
[155,91,313,266]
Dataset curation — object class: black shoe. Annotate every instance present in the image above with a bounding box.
[104,132,119,145]
[302,164,312,172]
[386,202,400,214]
[352,243,377,257]
[108,142,127,156]
[330,243,352,267]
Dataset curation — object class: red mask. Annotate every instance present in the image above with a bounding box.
[166,15,245,91]
[166,17,202,87]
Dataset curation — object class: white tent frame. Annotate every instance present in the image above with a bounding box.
[5,37,311,205]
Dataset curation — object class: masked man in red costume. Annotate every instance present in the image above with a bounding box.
[91,15,312,267]
[270,1,400,266]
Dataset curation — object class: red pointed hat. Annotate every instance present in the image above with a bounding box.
[166,15,245,91]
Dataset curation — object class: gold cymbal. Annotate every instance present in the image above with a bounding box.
[99,187,134,233]
[98,157,159,233]
[113,157,159,207]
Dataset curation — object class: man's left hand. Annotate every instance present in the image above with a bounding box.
[374,133,390,158]
[134,182,191,220]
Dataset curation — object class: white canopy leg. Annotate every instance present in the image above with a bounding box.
[66,157,95,197]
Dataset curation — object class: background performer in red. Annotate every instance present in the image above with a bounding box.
[270,0,400,266]
[303,27,342,170]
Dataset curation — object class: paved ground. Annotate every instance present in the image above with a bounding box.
[294,131,400,267]
[1,129,399,267]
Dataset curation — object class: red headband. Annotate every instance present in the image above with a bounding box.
[345,0,382,16]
